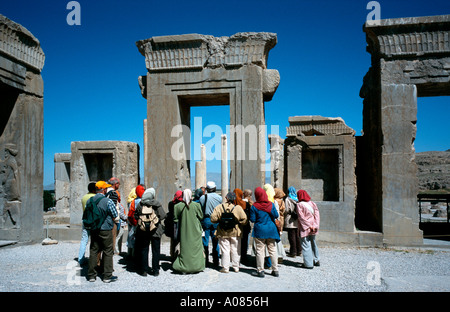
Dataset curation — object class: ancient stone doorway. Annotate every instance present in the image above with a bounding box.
[190,104,230,190]
[137,32,280,206]
[360,15,450,246]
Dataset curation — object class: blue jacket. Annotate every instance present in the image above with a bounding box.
[249,204,280,242]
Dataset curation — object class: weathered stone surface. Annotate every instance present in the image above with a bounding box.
[268,134,284,189]
[138,33,279,206]
[359,15,450,246]
[287,116,356,137]
[136,32,277,72]
[283,117,357,239]
[0,15,44,243]
[68,141,139,225]
[54,153,71,216]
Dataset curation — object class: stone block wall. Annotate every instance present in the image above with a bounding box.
[0,14,45,243]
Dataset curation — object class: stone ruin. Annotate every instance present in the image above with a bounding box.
[136,32,280,206]
[52,141,139,234]
[1,13,449,247]
[0,14,45,243]
[357,15,450,246]
[269,116,370,244]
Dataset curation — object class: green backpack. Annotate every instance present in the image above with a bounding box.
[82,196,106,231]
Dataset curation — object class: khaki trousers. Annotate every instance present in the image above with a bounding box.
[254,237,278,272]
[218,237,241,271]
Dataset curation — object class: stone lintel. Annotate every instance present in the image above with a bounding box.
[54,153,71,163]
[136,32,277,72]
[364,14,450,60]
[0,14,45,73]
[287,115,356,137]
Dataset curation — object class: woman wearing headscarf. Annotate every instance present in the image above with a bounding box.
[165,190,183,261]
[263,184,286,263]
[249,187,280,278]
[234,188,251,264]
[127,184,146,258]
[296,190,320,269]
[211,192,247,273]
[172,189,205,274]
[284,186,301,257]
[133,187,166,276]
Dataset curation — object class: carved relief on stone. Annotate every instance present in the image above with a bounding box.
[0,143,20,229]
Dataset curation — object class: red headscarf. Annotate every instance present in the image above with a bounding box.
[253,187,273,213]
[136,185,146,198]
[297,190,311,202]
[173,190,183,203]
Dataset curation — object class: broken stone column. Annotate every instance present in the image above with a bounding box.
[268,134,284,189]
[195,144,206,189]
[0,14,45,243]
[221,135,228,200]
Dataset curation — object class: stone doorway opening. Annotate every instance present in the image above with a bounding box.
[186,96,231,191]
[83,153,113,183]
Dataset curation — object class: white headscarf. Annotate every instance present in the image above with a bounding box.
[141,187,155,206]
[183,189,192,205]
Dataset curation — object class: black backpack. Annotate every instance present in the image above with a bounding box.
[82,196,106,231]
[219,204,237,231]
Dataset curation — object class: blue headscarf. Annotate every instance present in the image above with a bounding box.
[288,186,298,201]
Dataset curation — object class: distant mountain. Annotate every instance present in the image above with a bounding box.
[190,172,271,190]
[44,183,55,191]
[416,150,450,191]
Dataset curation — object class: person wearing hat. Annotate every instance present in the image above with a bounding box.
[199,181,222,267]
[211,192,247,273]
[87,181,119,283]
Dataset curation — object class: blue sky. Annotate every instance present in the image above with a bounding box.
[0,0,449,186]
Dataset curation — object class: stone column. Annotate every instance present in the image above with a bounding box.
[221,135,228,200]
[201,144,206,187]
[195,144,206,189]
[268,134,284,189]
[380,84,422,246]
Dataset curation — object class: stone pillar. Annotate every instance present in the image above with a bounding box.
[268,134,284,189]
[195,144,207,189]
[0,15,45,243]
[54,153,71,216]
[380,84,422,245]
[221,135,228,200]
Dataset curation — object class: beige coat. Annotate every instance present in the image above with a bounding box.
[211,202,248,238]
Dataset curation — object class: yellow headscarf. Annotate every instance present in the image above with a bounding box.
[263,184,275,203]
[127,187,137,204]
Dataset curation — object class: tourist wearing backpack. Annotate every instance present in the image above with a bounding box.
[249,187,280,278]
[199,181,222,267]
[133,187,166,277]
[210,192,247,273]
[86,181,118,283]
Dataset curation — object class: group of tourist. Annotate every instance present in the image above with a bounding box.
[78,178,320,283]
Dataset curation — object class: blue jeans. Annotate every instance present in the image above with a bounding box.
[78,226,90,264]
[201,217,220,265]
[301,235,320,268]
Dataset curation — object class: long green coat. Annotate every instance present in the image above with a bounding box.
[172,201,205,273]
